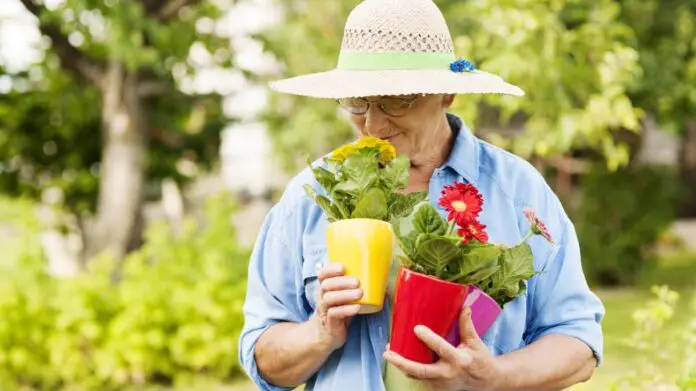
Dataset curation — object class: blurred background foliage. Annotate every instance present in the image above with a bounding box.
[0,0,695,389]
[0,194,248,390]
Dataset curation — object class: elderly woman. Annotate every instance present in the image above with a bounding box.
[238,0,604,390]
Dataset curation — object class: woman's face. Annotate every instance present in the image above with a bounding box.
[347,94,455,160]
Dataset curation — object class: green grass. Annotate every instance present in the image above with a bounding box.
[575,251,696,390]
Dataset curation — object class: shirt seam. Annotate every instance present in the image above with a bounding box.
[478,165,543,210]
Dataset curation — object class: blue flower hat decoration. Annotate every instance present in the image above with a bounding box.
[450,59,476,73]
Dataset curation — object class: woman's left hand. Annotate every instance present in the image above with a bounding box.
[383,307,508,391]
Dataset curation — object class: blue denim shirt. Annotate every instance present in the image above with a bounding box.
[238,114,605,391]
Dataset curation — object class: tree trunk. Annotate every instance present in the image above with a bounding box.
[680,120,696,218]
[83,61,147,261]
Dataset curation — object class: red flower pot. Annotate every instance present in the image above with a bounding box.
[389,266,470,364]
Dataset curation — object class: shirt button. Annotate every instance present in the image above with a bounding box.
[315,261,323,270]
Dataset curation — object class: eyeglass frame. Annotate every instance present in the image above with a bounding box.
[336,94,425,117]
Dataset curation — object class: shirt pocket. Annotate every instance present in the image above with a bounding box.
[301,244,329,313]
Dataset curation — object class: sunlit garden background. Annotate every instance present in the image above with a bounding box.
[1,0,696,390]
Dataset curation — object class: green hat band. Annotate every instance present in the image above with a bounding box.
[336,51,456,71]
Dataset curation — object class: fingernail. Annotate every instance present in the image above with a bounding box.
[464,307,472,316]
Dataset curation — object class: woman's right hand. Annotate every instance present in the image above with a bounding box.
[313,263,363,351]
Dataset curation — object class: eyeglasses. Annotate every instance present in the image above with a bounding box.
[337,94,424,117]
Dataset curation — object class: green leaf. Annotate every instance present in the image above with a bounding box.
[502,282,520,298]
[397,255,416,270]
[333,180,362,198]
[457,264,500,285]
[444,245,500,283]
[412,203,447,236]
[459,244,501,272]
[341,150,379,194]
[483,243,537,306]
[396,230,419,261]
[303,184,342,221]
[312,166,338,192]
[500,243,536,281]
[415,236,460,278]
[517,280,528,297]
[398,233,420,260]
[489,266,506,292]
[397,255,428,274]
[388,191,429,220]
[351,188,388,220]
[334,199,352,220]
[381,155,410,190]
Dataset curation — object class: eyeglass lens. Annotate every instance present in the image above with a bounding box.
[338,95,419,116]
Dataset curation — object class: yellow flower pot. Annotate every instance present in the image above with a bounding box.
[326,218,394,314]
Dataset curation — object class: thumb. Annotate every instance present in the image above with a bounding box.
[458,307,485,350]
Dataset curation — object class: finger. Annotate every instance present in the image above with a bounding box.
[327,304,361,319]
[414,325,469,366]
[321,276,360,292]
[317,263,345,281]
[383,350,446,380]
[323,289,363,307]
[458,307,486,351]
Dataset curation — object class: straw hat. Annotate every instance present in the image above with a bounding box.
[269,0,524,99]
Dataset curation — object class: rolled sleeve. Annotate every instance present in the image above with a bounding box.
[525,215,605,366]
[238,206,307,390]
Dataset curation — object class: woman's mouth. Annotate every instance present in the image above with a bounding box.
[380,134,400,141]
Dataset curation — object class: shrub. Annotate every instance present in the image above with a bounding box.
[608,285,696,390]
[0,192,250,390]
[572,164,685,286]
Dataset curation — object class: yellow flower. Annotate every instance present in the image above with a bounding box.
[331,144,358,162]
[355,136,384,149]
[331,137,397,165]
[378,143,396,165]
[356,136,396,165]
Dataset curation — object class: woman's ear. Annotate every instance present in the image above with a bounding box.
[442,94,456,108]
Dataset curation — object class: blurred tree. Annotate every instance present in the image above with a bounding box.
[441,0,641,170]
[254,0,356,170]
[0,0,232,262]
[619,0,696,217]
[256,0,642,173]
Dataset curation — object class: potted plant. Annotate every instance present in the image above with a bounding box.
[304,136,427,314]
[390,181,554,363]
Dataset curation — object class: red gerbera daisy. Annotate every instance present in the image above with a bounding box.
[438,182,483,225]
[457,220,489,244]
[523,208,554,244]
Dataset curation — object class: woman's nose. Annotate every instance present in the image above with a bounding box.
[364,104,390,135]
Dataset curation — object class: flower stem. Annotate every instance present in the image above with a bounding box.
[446,219,456,237]
[521,230,534,243]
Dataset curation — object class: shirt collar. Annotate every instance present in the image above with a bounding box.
[442,113,479,186]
